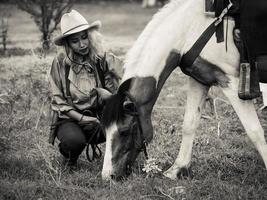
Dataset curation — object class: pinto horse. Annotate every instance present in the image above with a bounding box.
[101,0,267,180]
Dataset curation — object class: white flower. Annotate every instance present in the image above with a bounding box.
[142,158,162,175]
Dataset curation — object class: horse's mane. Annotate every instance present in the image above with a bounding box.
[123,0,188,78]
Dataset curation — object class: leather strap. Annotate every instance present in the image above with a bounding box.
[180,1,232,72]
[180,20,217,74]
[215,0,225,43]
[64,63,73,106]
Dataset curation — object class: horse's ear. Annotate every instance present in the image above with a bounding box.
[118,78,134,95]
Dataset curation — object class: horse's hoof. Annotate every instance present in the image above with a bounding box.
[177,167,192,178]
[163,167,192,180]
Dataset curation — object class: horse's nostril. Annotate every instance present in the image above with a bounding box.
[110,174,124,181]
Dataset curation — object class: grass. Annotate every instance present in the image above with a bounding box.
[1,2,267,200]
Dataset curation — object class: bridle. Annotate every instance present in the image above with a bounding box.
[124,91,149,160]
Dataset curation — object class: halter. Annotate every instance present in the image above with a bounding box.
[124,91,149,160]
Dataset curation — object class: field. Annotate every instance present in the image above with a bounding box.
[1,2,267,200]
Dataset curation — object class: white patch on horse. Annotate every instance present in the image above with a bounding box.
[122,0,239,84]
[102,123,118,180]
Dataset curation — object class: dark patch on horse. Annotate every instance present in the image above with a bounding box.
[157,50,181,95]
[126,77,157,143]
[181,56,230,87]
[130,77,157,107]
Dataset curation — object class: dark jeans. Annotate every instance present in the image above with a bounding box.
[56,120,104,161]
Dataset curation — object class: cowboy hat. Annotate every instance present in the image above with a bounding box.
[54,10,101,46]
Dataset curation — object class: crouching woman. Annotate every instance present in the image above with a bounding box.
[49,10,121,169]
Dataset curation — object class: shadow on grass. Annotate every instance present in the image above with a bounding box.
[0,47,57,58]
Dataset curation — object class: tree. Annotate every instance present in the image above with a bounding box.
[142,0,156,8]
[17,0,75,51]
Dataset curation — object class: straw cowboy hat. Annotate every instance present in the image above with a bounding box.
[54,10,101,46]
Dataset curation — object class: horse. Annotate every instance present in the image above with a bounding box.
[101,0,267,180]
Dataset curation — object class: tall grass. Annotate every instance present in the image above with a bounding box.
[1,53,267,200]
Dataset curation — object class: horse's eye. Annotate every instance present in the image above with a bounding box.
[120,130,129,136]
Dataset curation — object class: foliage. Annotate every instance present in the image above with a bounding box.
[142,158,162,177]
[16,0,75,51]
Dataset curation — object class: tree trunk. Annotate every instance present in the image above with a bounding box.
[41,4,50,56]
[17,0,74,51]
[42,32,50,51]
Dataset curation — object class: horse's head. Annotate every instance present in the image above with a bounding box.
[101,77,156,180]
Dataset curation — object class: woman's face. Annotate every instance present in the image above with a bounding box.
[66,30,89,56]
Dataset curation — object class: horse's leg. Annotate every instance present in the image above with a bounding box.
[164,77,209,180]
[221,76,267,168]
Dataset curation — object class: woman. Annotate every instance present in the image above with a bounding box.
[49,10,121,170]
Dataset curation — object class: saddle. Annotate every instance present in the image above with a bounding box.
[205,0,267,100]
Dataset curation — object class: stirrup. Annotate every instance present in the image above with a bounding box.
[238,62,261,100]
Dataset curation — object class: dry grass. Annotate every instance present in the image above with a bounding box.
[1,2,267,200]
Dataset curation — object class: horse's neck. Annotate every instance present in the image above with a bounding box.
[123,0,207,109]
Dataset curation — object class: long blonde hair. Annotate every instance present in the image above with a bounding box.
[64,29,105,64]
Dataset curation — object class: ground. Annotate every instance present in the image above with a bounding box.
[1,2,267,200]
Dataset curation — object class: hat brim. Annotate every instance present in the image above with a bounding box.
[54,20,101,46]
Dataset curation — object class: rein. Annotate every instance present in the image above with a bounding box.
[124,91,149,160]
[85,125,102,162]
[82,110,103,162]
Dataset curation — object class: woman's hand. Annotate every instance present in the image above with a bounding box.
[79,115,100,125]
